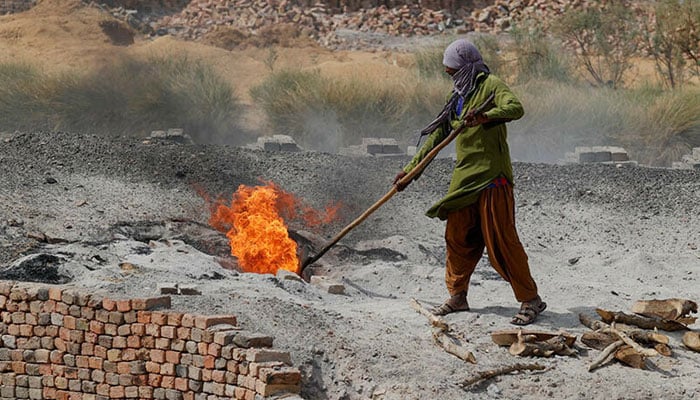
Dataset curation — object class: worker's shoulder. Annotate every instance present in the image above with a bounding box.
[482,73,508,88]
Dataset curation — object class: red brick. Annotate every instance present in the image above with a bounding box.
[165,350,180,364]
[138,386,153,399]
[166,312,183,326]
[96,384,110,396]
[174,377,188,391]
[176,327,190,340]
[116,300,131,312]
[131,323,145,336]
[117,362,131,374]
[181,313,195,327]
[48,287,63,301]
[149,349,165,363]
[145,323,160,337]
[145,361,160,374]
[137,311,151,324]
[160,376,175,388]
[193,315,236,329]
[161,326,176,339]
[207,343,221,357]
[211,370,226,383]
[109,385,125,398]
[88,357,102,369]
[101,298,117,311]
[113,336,127,349]
[131,296,171,311]
[150,312,168,326]
[121,348,137,361]
[147,373,162,387]
[203,356,215,369]
[161,362,175,376]
[127,335,141,348]
[75,355,89,368]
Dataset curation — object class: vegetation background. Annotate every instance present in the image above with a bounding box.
[0,0,698,166]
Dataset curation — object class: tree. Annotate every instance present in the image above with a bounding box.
[554,1,641,88]
[646,0,700,88]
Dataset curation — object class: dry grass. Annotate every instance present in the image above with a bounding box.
[0,56,247,144]
[511,80,700,165]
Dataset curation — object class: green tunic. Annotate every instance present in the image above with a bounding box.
[403,73,524,220]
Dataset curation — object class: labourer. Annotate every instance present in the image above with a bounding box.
[393,38,545,325]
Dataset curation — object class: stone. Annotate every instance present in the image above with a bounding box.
[309,275,345,294]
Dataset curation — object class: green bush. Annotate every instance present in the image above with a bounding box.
[0,56,246,144]
[509,24,573,84]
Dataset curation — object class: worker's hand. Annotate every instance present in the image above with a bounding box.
[464,112,489,127]
[393,171,409,192]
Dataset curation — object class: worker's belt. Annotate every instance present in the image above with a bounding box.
[486,176,509,188]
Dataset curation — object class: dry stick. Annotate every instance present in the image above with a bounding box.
[596,308,689,332]
[609,324,659,357]
[433,328,477,364]
[588,340,625,372]
[410,298,476,364]
[409,298,448,331]
[459,363,545,388]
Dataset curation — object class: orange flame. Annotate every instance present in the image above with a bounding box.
[208,181,340,275]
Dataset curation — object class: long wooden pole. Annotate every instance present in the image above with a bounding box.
[301,92,495,270]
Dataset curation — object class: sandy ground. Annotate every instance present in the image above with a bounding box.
[1,2,699,400]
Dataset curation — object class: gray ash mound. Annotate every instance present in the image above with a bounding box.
[1,130,699,399]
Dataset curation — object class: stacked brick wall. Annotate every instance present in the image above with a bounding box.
[0,281,301,400]
[0,0,36,14]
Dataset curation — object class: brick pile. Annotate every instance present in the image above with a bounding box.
[0,280,302,400]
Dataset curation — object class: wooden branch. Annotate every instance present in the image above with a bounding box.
[491,329,576,348]
[615,345,646,369]
[459,363,545,388]
[579,313,608,331]
[433,328,477,364]
[596,308,689,332]
[631,298,698,320]
[579,313,669,345]
[683,331,700,352]
[581,331,617,350]
[410,298,475,363]
[410,298,448,332]
[509,334,576,357]
[588,340,624,372]
[654,343,673,357]
[609,324,658,357]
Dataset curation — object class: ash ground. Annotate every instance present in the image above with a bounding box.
[1,130,699,400]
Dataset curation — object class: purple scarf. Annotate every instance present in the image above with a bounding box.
[419,39,490,140]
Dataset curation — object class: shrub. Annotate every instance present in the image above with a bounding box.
[645,0,700,88]
[553,1,640,88]
[0,56,246,144]
[509,23,573,84]
[250,68,449,152]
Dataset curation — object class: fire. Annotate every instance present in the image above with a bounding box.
[208,181,339,275]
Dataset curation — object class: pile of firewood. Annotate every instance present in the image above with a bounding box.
[486,298,698,374]
[580,298,698,371]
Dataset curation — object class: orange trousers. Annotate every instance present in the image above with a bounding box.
[444,183,538,302]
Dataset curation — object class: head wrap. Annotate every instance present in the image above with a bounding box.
[418,39,490,140]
